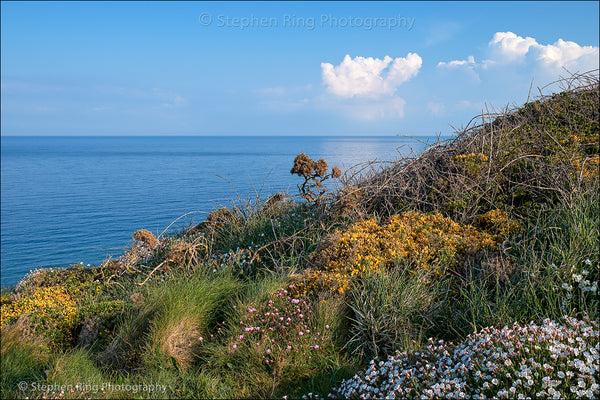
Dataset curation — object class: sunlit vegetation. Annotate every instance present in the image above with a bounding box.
[1,71,598,399]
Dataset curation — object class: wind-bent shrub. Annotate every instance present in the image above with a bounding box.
[291,152,342,203]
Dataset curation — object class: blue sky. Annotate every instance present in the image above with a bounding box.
[1,1,598,136]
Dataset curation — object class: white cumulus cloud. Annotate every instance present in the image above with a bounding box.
[438,32,598,78]
[321,53,422,98]
[489,32,539,62]
[438,55,476,68]
[536,39,599,70]
[488,32,599,71]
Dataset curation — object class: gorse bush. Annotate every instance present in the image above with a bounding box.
[0,286,78,330]
[452,152,489,177]
[473,209,521,239]
[299,210,506,294]
[0,265,121,349]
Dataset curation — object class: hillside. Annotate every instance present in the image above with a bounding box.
[1,71,598,399]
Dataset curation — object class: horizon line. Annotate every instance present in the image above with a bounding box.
[1,133,448,138]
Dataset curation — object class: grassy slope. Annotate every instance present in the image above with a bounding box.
[1,72,598,399]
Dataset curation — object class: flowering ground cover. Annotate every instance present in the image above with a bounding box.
[329,316,599,399]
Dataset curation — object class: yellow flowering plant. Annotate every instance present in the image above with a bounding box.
[473,209,521,240]
[452,152,489,177]
[1,286,79,348]
[1,264,122,349]
[300,211,499,294]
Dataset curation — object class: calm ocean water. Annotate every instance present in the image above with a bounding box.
[1,136,437,287]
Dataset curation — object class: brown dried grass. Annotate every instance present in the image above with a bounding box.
[161,316,202,371]
[2,314,49,350]
[167,241,199,267]
[132,229,158,248]
[479,254,518,285]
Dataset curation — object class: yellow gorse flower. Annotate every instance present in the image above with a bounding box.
[453,152,489,163]
[1,286,79,347]
[452,153,489,177]
[473,209,521,239]
[573,154,600,182]
[301,211,499,294]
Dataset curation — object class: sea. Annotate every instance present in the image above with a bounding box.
[0,135,440,288]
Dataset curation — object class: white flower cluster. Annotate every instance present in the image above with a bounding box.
[561,259,598,310]
[15,261,92,290]
[570,260,597,293]
[329,316,599,399]
[16,267,55,290]
[210,246,258,274]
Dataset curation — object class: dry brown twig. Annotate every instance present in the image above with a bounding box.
[344,70,598,223]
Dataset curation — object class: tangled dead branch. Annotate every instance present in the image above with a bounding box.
[342,70,599,224]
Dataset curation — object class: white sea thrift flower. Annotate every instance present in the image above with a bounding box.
[329,317,599,400]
